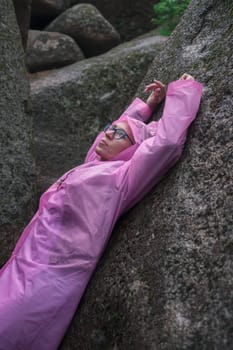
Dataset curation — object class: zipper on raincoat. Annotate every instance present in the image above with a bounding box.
[56,169,75,190]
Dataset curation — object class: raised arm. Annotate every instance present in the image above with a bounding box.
[123,77,203,210]
[85,81,166,162]
[119,79,166,122]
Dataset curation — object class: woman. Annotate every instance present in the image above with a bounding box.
[0,73,202,350]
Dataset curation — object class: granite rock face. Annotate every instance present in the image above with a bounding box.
[58,0,233,349]
[26,30,84,72]
[0,0,36,266]
[30,34,166,195]
[46,4,121,57]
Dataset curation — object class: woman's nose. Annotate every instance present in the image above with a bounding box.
[105,129,114,139]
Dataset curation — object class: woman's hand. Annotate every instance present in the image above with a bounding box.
[144,79,166,110]
[179,73,195,80]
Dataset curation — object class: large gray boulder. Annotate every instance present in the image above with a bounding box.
[45,4,121,57]
[26,30,84,72]
[70,0,158,41]
[0,0,36,266]
[58,0,233,349]
[30,34,166,194]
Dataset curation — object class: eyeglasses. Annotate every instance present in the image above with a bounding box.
[103,124,134,144]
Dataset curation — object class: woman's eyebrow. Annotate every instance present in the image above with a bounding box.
[113,124,126,130]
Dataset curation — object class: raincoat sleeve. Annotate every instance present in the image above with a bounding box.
[117,97,153,122]
[124,79,203,208]
[85,98,153,162]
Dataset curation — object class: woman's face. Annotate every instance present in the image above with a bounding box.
[96,121,134,160]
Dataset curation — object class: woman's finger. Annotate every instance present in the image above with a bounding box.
[145,83,163,92]
[153,79,165,87]
[179,73,194,80]
[145,80,165,88]
[144,84,156,92]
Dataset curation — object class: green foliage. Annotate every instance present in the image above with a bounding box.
[152,0,190,36]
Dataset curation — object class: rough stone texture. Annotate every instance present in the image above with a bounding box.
[58,0,233,349]
[70,0,159,41]
[13,0,32,50]
[26,30,84,72]
[45,4,121,57]
[30,35,166,195]
[0,1,36,266]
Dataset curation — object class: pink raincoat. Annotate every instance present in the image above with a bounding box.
[0,79,202,350]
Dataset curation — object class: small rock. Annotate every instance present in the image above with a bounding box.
[26,30,84,72]
[45,4,121,57]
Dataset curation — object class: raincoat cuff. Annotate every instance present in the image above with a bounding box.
[167,79,203,95]
[129,97,153,122]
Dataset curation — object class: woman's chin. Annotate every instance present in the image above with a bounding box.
[96,146,108,160]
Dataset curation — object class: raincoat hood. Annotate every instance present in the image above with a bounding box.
[87,97,154,163]
[110,115,155,161]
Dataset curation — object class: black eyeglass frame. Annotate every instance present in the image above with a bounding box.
[103,123,134,144]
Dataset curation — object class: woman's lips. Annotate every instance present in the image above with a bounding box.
[99,139,107,146]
